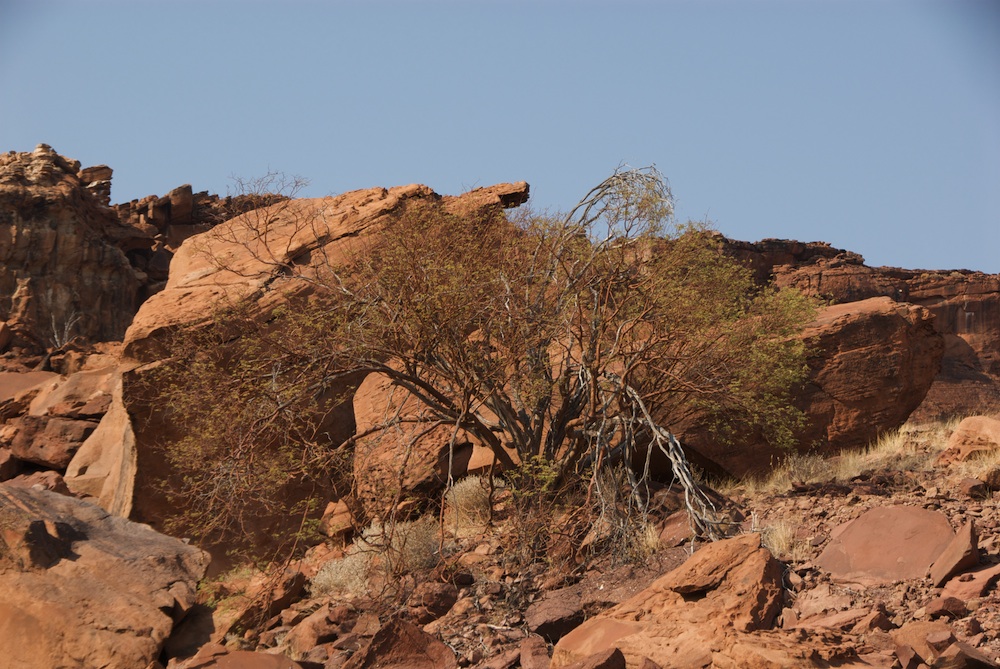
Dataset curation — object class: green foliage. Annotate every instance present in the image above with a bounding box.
[140,301,352,554]
[308,167,814,485]
[147,165,814,561]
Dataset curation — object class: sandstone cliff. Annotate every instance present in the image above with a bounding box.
[723,237,1000,421]
[0,145,141,351]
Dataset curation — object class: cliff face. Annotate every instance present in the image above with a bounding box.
[0,147,279,357]
[0,146,141,351]
[723,238,1000,421]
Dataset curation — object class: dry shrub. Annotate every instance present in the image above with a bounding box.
[310,515,442,598]
[758,518,808,562]
[445,476,497,535]
[310,550,369,598]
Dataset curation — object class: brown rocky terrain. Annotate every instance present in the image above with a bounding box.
[0,146,999,667]
[724,237,1000,422]
[156,412,1000,669]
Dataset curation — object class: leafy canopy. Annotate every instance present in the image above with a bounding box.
[150,166,813,546]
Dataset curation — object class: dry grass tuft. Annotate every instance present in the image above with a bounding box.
[310,515,443,598]
[721,416,968,500]
[754,516,809,562]
[445,476,498,536]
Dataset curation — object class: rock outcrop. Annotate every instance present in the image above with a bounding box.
[121,181,528,362]
[110,185,288,296]
[0,145,141,351]
[723,237,1000,420]
[0,483,209,668]
[679,296,944,475]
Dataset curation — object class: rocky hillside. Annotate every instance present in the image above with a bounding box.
[1,146,999,668]
[724,237,1000,422]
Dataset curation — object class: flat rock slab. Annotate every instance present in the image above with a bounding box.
[0,371,58,403]
[817,506,955,585]
[943,563,1000,602]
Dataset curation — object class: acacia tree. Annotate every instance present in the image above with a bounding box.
[295,167,812,537]
[153,167,812,547]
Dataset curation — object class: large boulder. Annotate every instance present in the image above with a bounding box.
[352,371,506,516]
[122,182,529,362]
[794,297,944,451]
[0,483,209,668]
[112,182,527,543]
[725,238,1000,420]
[680,296,944,475]
[551,533,865,668]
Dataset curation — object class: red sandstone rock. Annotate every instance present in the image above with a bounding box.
[526,588,586,642]
[816,506,955,585]
[0,446,20,480]
[0,371,59,403]
[0,483,208,669]
[938,417,1000,466]
[551,533,864,668]
[927,596,970,620]
[521,635,551,669]
[26,364,116,419]
[679,296,943,475]
[320,498,356,539]
[175,644,303,669]
[942,563,1000,601]
[407,581,459,624]
[113,182,527,540]
[891,621,955,665]
[63,372,136,516]
[341,619,457,669]
[6,469,72,495]
[0,146,141,350]
[722,238,1000,421]
[796,298,943,448]
[122,182,528,363]
[7,414,96,468]
[281,604,340,661]
[930,522,980,587]
[561,649,625,669]
[932,641,998,668]
[351,371,483,515]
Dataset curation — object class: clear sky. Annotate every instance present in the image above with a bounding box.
[1,0,997,273]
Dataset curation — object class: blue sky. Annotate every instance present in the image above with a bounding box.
[1,0,997,272]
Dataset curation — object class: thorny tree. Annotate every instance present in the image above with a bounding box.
[155,167,813,548]
[306,167,808,538]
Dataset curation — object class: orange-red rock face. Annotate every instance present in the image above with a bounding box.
[678,296,945,476]
[0,146,141,351]
[724,238,1000,422]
